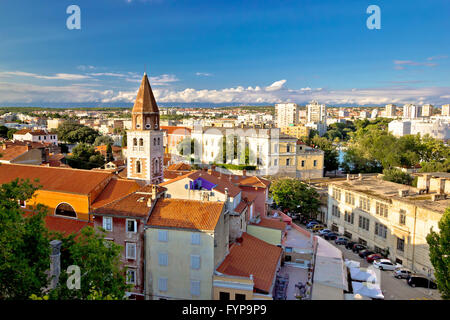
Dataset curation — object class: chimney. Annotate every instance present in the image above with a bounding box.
[398,189,409,197]
[49,240,62,289]
[243,169,247,176]
[2,144,6,150]
[152,185,158,199]
[147,197,153,207]
[346,174,350,181]
[358,173,362,180]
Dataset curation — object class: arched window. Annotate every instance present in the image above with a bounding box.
[157,137,160,145]
[136,160,141,173]
[55,203,77,218]
[153,138,156,146]
[155,158,159,174]
[133,138,137,146]
[139,138,144,146]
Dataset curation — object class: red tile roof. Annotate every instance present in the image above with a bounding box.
[93,192,153,218]
[209,170,270,188]
[0,163,112,195]
[234,201,247,214]
[161,126,191,135]
[91,179,140,209]
[251,218,287,231]
[45,215,93,236]
[147,198,224,231]
[216,233,282,293]
[167,162,192,171]
[160,170,242,197]
[0,145,29,161]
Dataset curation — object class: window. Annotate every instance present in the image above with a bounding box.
[55,203,76,218]
[133,138,137,146]
[331,205,340,218]
[158,137,160,145]
[158,253,168,266]
[345,192,355,206]
[126,219,137,233]
[191,233,201,245]
[136,161,141,174]
[332,188,341,201]
[126,242,136,260]
[219,292,230,300]
[158,277,168,292]
[103,217,113,231]
[358,216,370,231]
[158,230,168,242]
[286,145,290,153]
[274,159,278,166]
[313,160,317,167]
[399,210,406,225]
[376,202,389,218]
[153,138,156,146]
[344,211,354,224]
[397,237,405,252]
[145,123,151,129]
[235,293,246,300]
[301,160,305,167]
[139,138,143,146]
[190,280,201,296]
[359,197,370,211]
[375,223,387,239]
[18,200,26,208]
[126,269,136,285]
[190,255,201,270]
[286,158,290,166]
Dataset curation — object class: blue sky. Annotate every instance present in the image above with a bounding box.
[0,0,449,106]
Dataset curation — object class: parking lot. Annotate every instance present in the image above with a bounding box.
[295,222,442,300]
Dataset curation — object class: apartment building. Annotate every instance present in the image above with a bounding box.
[403,104,422,119]
[327,174,449,277]
[385,104,397,117]
[307,100,327,124]
[280,124,310,139]
[145,198,229,300]
[421,104,433,117]
[296,141,324,180]
[275,103,299,128]
[442,104,450,116]
[13,129,58,145]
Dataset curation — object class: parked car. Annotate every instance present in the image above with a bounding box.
[352,244,367,253]
[335,237,349,245]
[345,241,356,250]
[393,269,412,279]
[373,259,397,271]
[358,249,375,259]
[324,232,339,240]
[319,229,332,236]
[366,254,384,263]
[311,224,325,232]
[306,221,319,229]
[407,275,437,289]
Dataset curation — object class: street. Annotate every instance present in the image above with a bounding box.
[295,222,442,300]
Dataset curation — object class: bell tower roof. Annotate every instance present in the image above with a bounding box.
[132,73,159,114]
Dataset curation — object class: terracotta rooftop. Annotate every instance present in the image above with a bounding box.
[91,179,140,209]
[209,170,270,189]
[234,201,247,214]
[160,170,242,197]
[0,145,30,161]
[0,163,112,195]
[147,198,224,231]
[167,162,192,171]
[14,129,48,136]
[45,215,93,236]
[216,232,282,294]
[250,217,287,231]
[161,126,191,135]
[132,73,159,114]
[93,191,153,218]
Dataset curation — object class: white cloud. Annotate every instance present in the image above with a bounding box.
[265,79,286,91]
[0,71,90,80]
[393,60,438,70]
[195,72,212,77]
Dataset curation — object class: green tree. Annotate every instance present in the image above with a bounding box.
[310,136,339,174]
[121,131,127,147]
[105,143,114,163]
[93,135,114,147]
[0,179,50,299]
[0,125,8,138]
[66,143,105,169]
[57,122,100,144]
[382,168,414,185]
[6,128,18,140]
[270,178,320,218]
[48,227,129,300]
[426,207,450,299]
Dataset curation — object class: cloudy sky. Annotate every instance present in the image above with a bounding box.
[0,0,449,106]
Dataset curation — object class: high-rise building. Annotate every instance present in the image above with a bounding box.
[307,100,327,124]
[421,104,433,117]
[275,103,299,127]
[385,104,397,117]
[127,73,164,185]
[442,104,450,116]
[403,104,422,119]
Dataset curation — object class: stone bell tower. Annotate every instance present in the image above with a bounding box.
[126,73,164,185]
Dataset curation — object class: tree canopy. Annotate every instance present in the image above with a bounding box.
[57,122,100,144]
[270,178,320,218]
[93,135,114,147]
[66,143,105,169]
[426,207,450,299]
